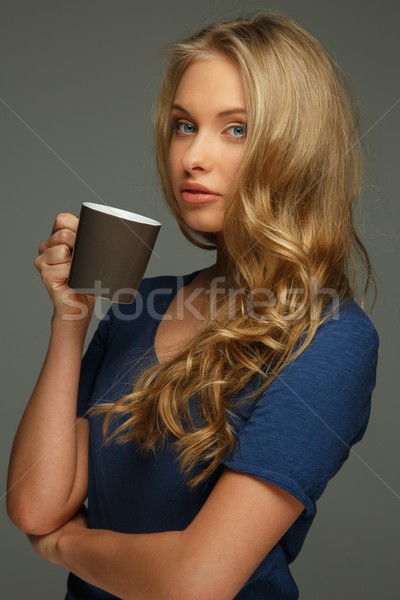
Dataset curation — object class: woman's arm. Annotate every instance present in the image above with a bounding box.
[7,213,94,534]
[30,468,304,600]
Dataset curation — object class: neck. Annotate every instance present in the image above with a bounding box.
[202,233,230,282]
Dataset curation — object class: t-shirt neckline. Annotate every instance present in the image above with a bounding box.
[150,269,203,365]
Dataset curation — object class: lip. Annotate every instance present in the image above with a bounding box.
[179,181,221,205]
[179,181,220,195]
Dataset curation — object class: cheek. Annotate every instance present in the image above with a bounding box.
[168,145,180,180]
[167,147,173,173]
[224,149,244,179]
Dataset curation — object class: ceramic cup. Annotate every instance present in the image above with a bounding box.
[68,202,161,303]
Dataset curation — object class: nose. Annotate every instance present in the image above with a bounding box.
[181,133,213,173]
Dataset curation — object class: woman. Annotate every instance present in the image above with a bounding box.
[7,10,379,600]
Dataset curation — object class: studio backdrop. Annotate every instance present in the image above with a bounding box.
[1,1,399,598]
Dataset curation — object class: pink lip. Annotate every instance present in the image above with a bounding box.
[179,181,221,205]
[179,181,220,195]
[181,191,221,204]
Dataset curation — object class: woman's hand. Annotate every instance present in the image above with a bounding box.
[27,506,88,565]
[34,212,95,321]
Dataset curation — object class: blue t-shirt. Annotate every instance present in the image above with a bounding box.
[66,270,379,599]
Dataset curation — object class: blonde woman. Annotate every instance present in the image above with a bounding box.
[7,10,379,600]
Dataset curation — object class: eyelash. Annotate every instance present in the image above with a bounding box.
[172,120,247,138]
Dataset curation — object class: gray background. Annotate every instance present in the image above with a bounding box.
[1,0,399,598]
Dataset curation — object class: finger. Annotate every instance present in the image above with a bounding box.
[38,228,76,255]
[34,245,72,272]
[47,228,76,251]
[43,244,72,265]
[51,213,79,235]
[39,262,71,287]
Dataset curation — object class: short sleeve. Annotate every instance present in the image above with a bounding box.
[77,308,111,418]
[221,304,379,517]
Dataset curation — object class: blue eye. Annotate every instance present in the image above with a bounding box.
[175,121,196,134]
[228,125,247,137]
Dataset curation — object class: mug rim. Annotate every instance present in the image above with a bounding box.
[83,202,161,226]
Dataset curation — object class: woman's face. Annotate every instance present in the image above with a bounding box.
[168,54,247,233]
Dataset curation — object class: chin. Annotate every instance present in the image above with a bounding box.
[180,210,224,235]
[185,219,224,234]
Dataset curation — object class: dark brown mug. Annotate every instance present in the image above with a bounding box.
[68,202,161,303]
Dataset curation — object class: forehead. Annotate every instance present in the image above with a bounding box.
[173,55,246,111]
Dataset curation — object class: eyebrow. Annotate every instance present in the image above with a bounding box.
[171,103,247,118]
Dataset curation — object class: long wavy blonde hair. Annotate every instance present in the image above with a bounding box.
[91,10,376,488]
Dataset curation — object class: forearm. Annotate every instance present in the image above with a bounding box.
[7,314,90,532]
[56,526,188,600]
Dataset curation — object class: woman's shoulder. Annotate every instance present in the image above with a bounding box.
[317,297,379,353]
